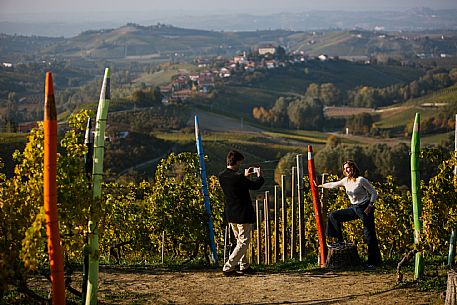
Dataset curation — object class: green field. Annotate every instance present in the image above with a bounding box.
[374,84,457,130]
[133,64,198,87]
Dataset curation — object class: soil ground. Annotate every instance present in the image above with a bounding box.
[46,266,442,305]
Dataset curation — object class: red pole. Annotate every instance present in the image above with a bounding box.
[307,145,327,266]
[44,72,66,304]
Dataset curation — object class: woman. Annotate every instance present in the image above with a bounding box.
[320,160,382,266]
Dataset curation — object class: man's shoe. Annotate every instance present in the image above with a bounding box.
[223,269,241,277]
[239,266,256,275]
[328,241,345,248]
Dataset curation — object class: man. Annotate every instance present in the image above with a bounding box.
[218,150,264,276]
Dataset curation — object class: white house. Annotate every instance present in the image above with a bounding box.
[258,46,276,55]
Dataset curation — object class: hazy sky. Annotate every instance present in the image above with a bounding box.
[2,0,457,16]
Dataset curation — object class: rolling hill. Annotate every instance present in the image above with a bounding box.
[1,24,454,62]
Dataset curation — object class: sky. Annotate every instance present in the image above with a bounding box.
[2,0,457,17]
[1,0,456,36]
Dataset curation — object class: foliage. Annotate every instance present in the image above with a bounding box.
[0,110,94,298]
[145,152,224,259]
[108,105,191,131]
[346,68,457,108]
[345,113,374,135]
[1,106,456,301]
[421,154,457,254]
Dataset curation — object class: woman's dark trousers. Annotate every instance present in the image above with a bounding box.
[326,202,382,265]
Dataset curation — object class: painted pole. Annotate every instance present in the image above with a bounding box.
[82,118,92,305]
[448,230,456,267]
[43,72,66,305]
[86,68,111,305]
[84,118,93,178]
[281,175,287,262]
[307,145,327,266]
[194,115,218,265]
[449,114,457,267]
[296,155,304,261]
[411,112,424,279]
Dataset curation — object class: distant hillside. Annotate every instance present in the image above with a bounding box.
[1,24,456,62]
[249,60,422,91]
[204,60,422,117]
[288,30,457,59]
[40,24,296,59]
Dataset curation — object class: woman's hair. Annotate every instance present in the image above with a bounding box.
[342,160,360,178]
[226,150,244,166]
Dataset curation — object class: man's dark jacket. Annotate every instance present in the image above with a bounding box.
[218,168,264,224]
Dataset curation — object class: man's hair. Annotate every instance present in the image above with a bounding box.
[227,150,244,166]
[342,160,361,178]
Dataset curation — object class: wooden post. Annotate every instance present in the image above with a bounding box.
[161,231,165,264]
[249,226,253,264]
[223,225,228,263]
[281,175,287,262]
[264,191,270,265]
[291,166,296,259]
[321,173,329,232]
[274,185,280,263]
[445,269,457,305]
[296,154,304,261]
[256,199,261,264]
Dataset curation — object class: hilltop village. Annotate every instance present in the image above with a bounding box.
[158,45,312,103]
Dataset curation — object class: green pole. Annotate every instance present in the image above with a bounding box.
[411,112,424,279]
[449,113,457,267]
[86,68,110,305]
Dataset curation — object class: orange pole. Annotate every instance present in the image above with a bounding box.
[307,145,327,266]
[44,72,66,304]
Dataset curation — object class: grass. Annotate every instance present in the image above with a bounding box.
[0,132,27,143]
[422,131,453,146]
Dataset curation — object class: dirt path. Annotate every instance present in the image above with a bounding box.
[70,267,440,305]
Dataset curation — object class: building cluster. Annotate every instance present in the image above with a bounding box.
[159,45,310,104]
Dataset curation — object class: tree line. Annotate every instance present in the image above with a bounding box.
[252,67,457,131]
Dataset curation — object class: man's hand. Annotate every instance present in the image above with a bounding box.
[256,167,262,177]
[244,167,253,176]
[364,203,374,215]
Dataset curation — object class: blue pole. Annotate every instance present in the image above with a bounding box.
[195,115,218,265]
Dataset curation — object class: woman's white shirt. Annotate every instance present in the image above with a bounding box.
[322,176,377,205]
